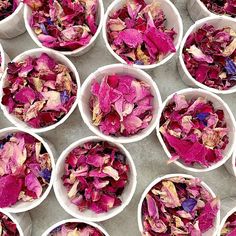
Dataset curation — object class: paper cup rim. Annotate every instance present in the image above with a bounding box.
[0,209,24,236]
[41,218,110,236]
[0,48,80,133]
[79,63,162,144]
[231,149,236,176]
[102,0,183,70]
[137,173,220,234]
[0,1,24,26]
[217,206,236,236]
[156,88,236,172]
[0,126,55,213]
[53,135,137,222]
[179,15,236,94]
[0,43,5,72]
[23,0,104,56]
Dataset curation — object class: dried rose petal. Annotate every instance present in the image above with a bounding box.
[107,0,176,65]
[1,53,78,128]
[90,74,154,137]
[200,0,236,17]
[0,0,19,21]
[62,141,129,214]
[141,176,219,235]
[0,212,20,235]
[48,222,104,235]
[183,24,236,90]
[0,132,52,208]
[24,0,99,51]
[160,94,229,168]
[221,212,236,236]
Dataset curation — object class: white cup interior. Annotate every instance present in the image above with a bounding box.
[0,127,55,213]
[41,218,110,236]
[24,0,104,56]
[54,136,137,222]
[137,173,221,236]
[179,16,236,94]
[102,0,183,70]
[156,88,236,172]
[0,48,80,133]
[79,64,162,143]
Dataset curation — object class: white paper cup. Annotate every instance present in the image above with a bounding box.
[0,1,26,39]
[187,0,220,22]
[41,218,110,236]
[137,173,221,236]
[217,197,236,235]
[0,43,10,79]
[0,48,80,133]
[79,64,162,144]
[24,0,104,57]
[224,149,236,177]
[0,209,32,236]
[178,16,236,94]
[156,88,236,172]
[0,127,55,213]
[102,0,183,70]
[54,136,137,222]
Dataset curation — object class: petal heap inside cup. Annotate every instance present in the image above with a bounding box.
[183,23,236,91]
[159,93,229,168]
[89,73,154,137]
[141,176,219,235]
[62,141,130,214]
[200,0,236,17]
[0,131,53,208]
[24,0,99,51]
[106,0,177,66]
[1,53,78,129]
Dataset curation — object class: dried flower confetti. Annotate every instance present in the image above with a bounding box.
[183,24,236,90]
[141,176,220,235]
[24,0,99,51]
[0,131,52,208]
[48,222,104,236]
[0,0,19,21]
[221,212,236,235]
[90,74,154,137]
[1,53,78,129]
[200,0,236,17]
[0,212,20,235]
[106,0,176,65]
[62,141,130,214]
[160,94,229,168]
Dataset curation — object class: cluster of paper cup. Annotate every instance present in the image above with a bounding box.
[0,0,236,235]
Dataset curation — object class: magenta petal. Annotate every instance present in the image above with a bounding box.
[35,53,56,71]
[146,194,159,219]
[0,175,22,207]
[122,114,142,134]
[114,29,143,48]
[15,87,36,104]
[25,173,42,198]
[198,199,219,233]
[143,27,176,58]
